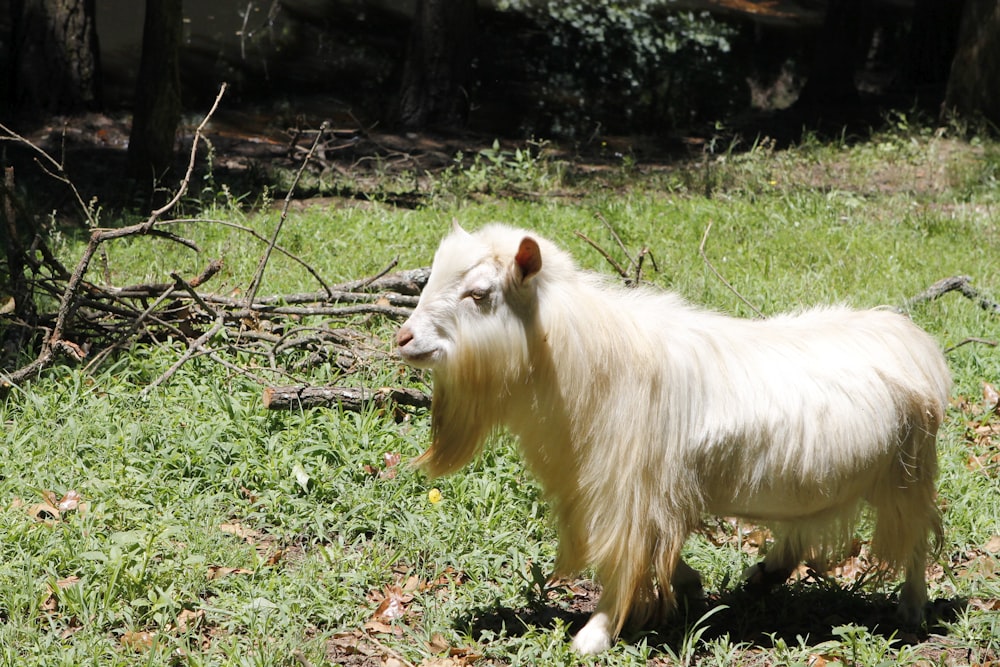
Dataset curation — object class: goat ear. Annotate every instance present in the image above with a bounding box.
[514,236,542,282]
[451,219,469,236]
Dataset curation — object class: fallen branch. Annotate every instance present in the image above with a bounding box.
[2,85,229,387]
[262,385,431,411]
[904,275,1000,315]
[140,316,227,398]
[1,99,434,398]
[946,337,998,353]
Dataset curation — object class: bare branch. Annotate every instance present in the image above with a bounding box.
[171,271,219,319]
[945,337,998,353]
[0,122,97,227]
[139,316,227,398]
[574,230,629,280]
[246,120,330,307]
[595,212,636,268]
[142,83,228,231]
[3,85,229,386]
[698,221,764,318]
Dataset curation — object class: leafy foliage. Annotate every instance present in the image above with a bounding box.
[491,1,741,135]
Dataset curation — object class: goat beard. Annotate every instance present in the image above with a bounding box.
[414,316,534,478]
[414,357,511,478]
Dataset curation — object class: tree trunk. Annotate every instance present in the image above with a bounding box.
[397,0,476,130]
[945,0,1000,124]
[794,0,870,108]
[127,0,183,183]
[9,0,101,113]
[905,0,963,99]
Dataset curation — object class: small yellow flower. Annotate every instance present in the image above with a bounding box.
[428,488,443,504]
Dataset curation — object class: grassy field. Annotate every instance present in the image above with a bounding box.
[2,124,999,666]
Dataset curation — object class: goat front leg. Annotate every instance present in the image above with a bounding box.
[571,550,652,655]
[572,608,614,655]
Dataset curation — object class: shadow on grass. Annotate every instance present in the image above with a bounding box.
[454,577,968,656]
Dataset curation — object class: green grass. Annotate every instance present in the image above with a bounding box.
[2,126,999,665]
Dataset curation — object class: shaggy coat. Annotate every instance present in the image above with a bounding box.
[396,223,951,654]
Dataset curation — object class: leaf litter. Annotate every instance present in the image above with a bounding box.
[327,564,476,666]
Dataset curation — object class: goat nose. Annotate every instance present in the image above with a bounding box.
[396,325,414,348]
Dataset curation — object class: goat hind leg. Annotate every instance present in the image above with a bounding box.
[672,558,705,602]
[897,546,930,626]
[742,527,801,591]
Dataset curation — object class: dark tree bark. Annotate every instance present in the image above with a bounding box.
[795,0,868,107]
[397,0,476,130]
[945,0,1000,124]
[9,0,102,113]
[905,0,963,99]
[1,167,38,370]
[127,0,183,183]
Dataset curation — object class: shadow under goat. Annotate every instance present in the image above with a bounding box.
[395,223,951,655]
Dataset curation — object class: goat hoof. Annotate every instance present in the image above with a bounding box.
[572,612,613,654]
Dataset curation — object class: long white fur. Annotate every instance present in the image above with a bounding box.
[396,223,951,654]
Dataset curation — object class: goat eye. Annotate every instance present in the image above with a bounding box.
[465,287,488,301]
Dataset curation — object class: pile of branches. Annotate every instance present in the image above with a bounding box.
[0,86,430,412]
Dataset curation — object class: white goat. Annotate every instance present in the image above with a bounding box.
[396,223,951,654]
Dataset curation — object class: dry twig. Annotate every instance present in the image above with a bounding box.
[699,220,764,318]
[246,121,331,307]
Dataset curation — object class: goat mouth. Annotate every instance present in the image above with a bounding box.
[399,347,438,367]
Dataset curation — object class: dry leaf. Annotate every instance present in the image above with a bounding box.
[969,597,1000,611]
[371,585,410,622]
[417,659,463,667]
[330,630,373,656]
[261,548,286,566]
[219,522,260,543]
[28,501,60,522]
[121,630,156,651]
[427,633,451,654]
[984,382,1000,413]
[983,535,1000,554]
[807,654,832,667]
[41,593,58,613]
[427,566,467,590]
[40,575,79,613]
[58,490,82,513]
[174,608,205,633]
[829,555,867,581]
[967,453,1000,471]
[207,566,253,580]
[743,527,771,548]
[365,452,403,480]
[380,451,402,479]
[363,619,402,635]
[402,574,421,593]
